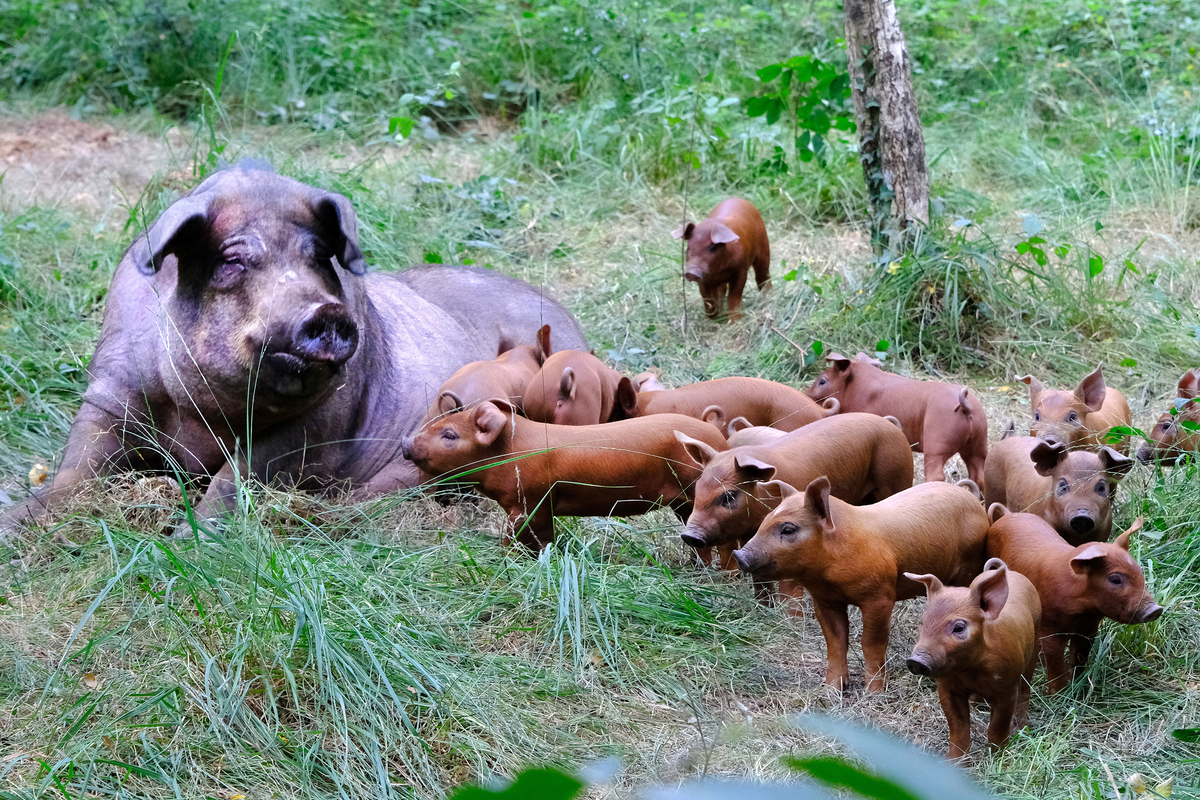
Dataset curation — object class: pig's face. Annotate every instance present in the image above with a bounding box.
[1023,366,1107,448]
[1070,519,1163,624]
[1138,371,1200,463]
[135,169,366,411]
[732,477,832,581]
[805,353,855,401]
[905,559,1012,678]
[677,441,777,549]
[672,219,742,283]
[1030,440,1131,540]
[404,399,512,476]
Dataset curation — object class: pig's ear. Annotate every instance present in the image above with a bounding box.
[473,402,509,446]
[1000,419,1017,440]
[671,222,695,241]
[708,224,741,244]
[312,192,367,275]
[973,562,1010,621]
[761,480,798,502]
[560,367,577,401]
[822,398,841,416]
[1070,545,1108,575]
[804,477,834,533]
[1075,364,1108,412]
[536,324,553,363]
[496,336,515,357]
[854,352,881,367]
[130,192,215,275]
[1018,374,1043,406]
[438,390,465,415]
[615,377,639,419]
[1114,516,1144,551]
[727,416,754,434]
[1178,370,1199,399]
[1099,446,1133,479]
[988,503,1010,525]
[733,454,776,484]
[675,431,719,467]
[825,352,852,372]
[1030,438,1067,476]
[701,404,727,432]
[904,572,943,597]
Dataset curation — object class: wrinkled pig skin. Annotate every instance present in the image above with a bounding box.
[3,166,588,534]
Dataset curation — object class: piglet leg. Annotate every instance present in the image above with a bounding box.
[812,600,851,691]
[986,689,1017,751]
[1040,635,1072,694]
[938,684,972,760]
[860,597,896,693]
[726,271,748,323]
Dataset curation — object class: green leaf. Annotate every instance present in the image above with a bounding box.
[1053,243,1071,259]
[423,250,443,264]
[1182,420,1200,432]
[746,96,768,117]
[783,269,799,281]
[1123,258,1140,275]
[1095,220,1105,232]
[1173,727,1200,742]
[765,97,784,125]
[812,340,824,359]
[450,768,583,800]
[1088,254,1104,278]
[757,63,783,82]
[388,116,415,138]
[785,756,921,800]
[876,340,890,351]
[1119,358,1138,368]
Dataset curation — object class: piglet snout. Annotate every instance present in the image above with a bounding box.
[1136,445,1156,463]
[684,267,704,283]
[293,303,359,365]
[680,526,708,549]
[1139,603,1164,623]
[1069,512,1096,535]
[906,653,934,677]
[401,436,415,461]
[732,548,752,574]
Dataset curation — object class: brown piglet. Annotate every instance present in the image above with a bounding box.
[1021,364,1132,453]
[626,376,834,436]
[672,198,770,322]
[522,350,632,426]
[986,508,1162,693]
[806,352,988,486]
[984,436,1132,546]
[419,324,552,428]
[1137,369,1200,463]
[733,479,989,692]
[906,558,1041,759]
[632,372,668,392]
[402,401,727,550]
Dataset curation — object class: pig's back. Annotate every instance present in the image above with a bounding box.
[710,198,768,260]
[985,513,1072,587]
[983,435,1040,508]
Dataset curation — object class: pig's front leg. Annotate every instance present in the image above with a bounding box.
[698,283,720,319]
[812,599,851,690]
[776,579,805,618]
[507,507,554,551]
[938,684,972,760]
[1014,657,1036,731]
[986,689,1018,751]
[726,270,748,322]
[860,596,896,692]
[753,257,770,292]
[1040,635,1071,694]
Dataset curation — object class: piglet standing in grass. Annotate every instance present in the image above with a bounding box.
[1020,364,1132,454]
[672,198,770,322]
[1137,369,1200,463]
[906,558,1041,760]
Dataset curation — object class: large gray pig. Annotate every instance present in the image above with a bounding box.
[2,165,587,534]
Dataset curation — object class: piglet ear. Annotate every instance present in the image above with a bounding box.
[1000,419,1017,440]
[708,223,741,244]
[130,192,214,276]
[1114,516,1144,551]
[312,192,367,275]
[904,572,943,597]
[760,480,798,502]
[1069,545,1108,575]
[1076,364,1108,412]
[825,352,852,372]
[496,336,515,357]
[804,476,834,534]
[854,352,881,367]
[1018,374,1044,407]
[671,222,696,241]
[1100,446,1133,479]
[733,454,776,484]
[1030,438,1067,476]
[536,324,553,363]
[615,376,639,419]
[973,561,1010,621]
[1178,370,1199,400]
[473,401,509,446]
[675,431,720,467]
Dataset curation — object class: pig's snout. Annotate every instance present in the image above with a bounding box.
[1138,602,1164,623]
[1136,444,1157,463]
[293,303,359,365]
[680,526,708,549]
[1039,432,1066,449]
[906,652,934,677]
[1069,512,1096,535]
[684,265,704,283]
[401,435,415,461]
[732,548,753,574]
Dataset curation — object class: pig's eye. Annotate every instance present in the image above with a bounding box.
[1095,481,1108,496]
[1068,411,1080,424]
[1162,421,1173,431]
[708,242,723,253]
[719,490,739,507]
[949,619,968,638]
[1033,411,1041,421]
[212,257,246,289]
[440,429,459,442]
[818,377,827,386]
[778,522,799,537]
[1057,479,1070,495]
[1108,573,1125,587]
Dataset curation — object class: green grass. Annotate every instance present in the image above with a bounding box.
[3,0,1200,797]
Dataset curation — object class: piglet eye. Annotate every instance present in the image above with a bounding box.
[720,490,739,507]
[212,258,246,289]
[1095,481,1107,496]
[818,377,827,386]
[440,429,459,441]
[1034,411,1041,421]
[1068,411,1080,423]
[1108,573,1124,586]
[779,522,798,537]
[1057,479,1070,495]
[949,620,968,637]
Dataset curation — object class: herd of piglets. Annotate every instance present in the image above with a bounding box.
[403,197,1177,760]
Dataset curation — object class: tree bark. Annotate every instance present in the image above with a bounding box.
[843,0,929,248]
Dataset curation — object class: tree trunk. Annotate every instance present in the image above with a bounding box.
[843,0,929,249]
